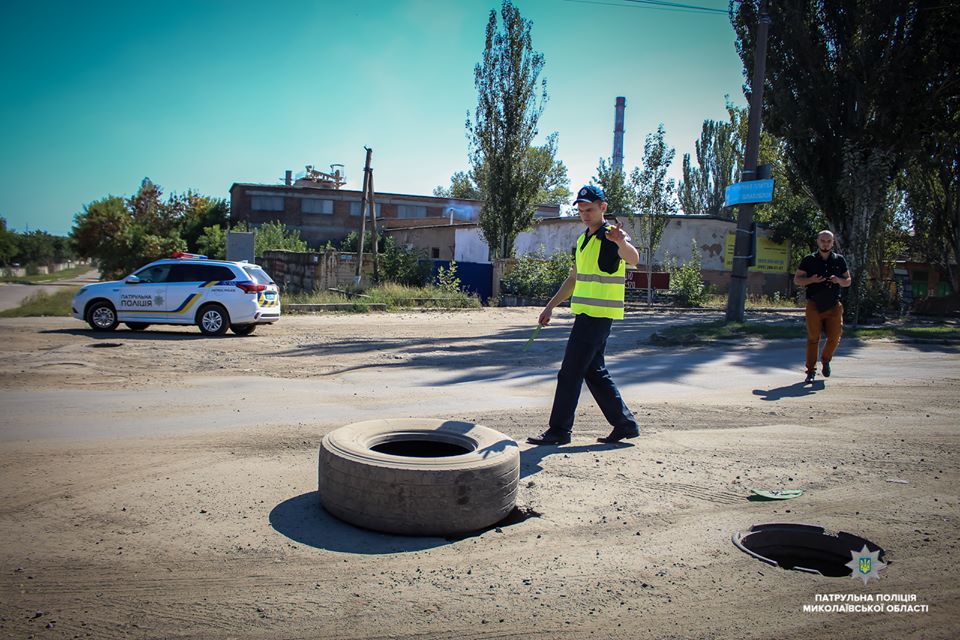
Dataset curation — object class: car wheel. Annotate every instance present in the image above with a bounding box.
[196,304,229,336]
[125,322,150,331]
[230,324,256,336]
[86,300,118,332]
[318,418,520,536]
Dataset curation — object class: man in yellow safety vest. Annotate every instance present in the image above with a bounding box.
[528,185,642,445]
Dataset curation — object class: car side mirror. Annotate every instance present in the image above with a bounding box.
[125,275,141,284]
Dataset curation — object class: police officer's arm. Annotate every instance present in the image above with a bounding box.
[605,223,640,267]
[538,265,577,326]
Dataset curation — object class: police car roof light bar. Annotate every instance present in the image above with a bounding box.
[171,252,208,260]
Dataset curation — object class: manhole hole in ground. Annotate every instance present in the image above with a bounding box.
[89,342,123,348]
[733,522,886,577]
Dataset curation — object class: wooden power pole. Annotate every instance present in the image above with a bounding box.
[355,147,373,285]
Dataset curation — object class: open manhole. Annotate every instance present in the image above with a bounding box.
[733,523,886,577]
[89,342,123,348]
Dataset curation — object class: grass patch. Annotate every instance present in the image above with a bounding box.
[701,293,803,309]
[285,283,482,312]
[652,320,960,345]
[651,321,803,344]
[0,286,79,317]
[0,266,91,284]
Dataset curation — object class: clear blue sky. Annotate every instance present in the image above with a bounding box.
[0,0,746,236]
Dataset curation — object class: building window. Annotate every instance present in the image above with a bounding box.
[350,201,382,217]
[397,204,427,219]
[431,248,440,259]
[302,198,334,215]
[251,196,284,211]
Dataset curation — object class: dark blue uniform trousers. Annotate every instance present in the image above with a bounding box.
[548,313,639,434]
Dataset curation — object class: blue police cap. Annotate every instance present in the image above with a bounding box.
[573,185,605,204]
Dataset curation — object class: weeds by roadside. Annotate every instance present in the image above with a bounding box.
[285,283,481,312]
[0,287,79,317]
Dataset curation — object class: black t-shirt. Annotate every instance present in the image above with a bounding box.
[799,251,848,311]
[578,224,622,274]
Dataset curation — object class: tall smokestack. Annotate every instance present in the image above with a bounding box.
[284,170,292,186]
[612,96,626,174]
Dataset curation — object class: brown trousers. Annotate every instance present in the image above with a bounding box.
[805,301,843,373]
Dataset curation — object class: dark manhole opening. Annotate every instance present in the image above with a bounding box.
[733,523,886,577]
[89,342,123,348]
[371,439,472,458]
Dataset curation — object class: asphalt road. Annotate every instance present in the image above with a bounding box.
[0,269,100,311]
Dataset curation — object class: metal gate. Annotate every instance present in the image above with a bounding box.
[428,260,493,303]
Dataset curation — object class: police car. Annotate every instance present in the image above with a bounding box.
[72,253,281,336]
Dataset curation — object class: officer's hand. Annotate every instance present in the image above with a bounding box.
[810,274,826,283]
[604,223,628,245]
[538,307,552,326]
[828,275,840,284]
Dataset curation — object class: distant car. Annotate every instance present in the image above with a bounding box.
[72,253,280,336]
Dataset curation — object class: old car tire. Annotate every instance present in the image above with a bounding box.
[86,300,118,332]
[196,303,229,336]
[230,324,256,336]
[125,322,150,331]
[318,419,520,536]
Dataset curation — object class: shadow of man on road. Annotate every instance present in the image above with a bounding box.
[752,380,825,401]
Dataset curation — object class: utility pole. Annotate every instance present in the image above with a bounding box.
[367,158,379,283]
[726,0,770,322]
[355,147,373,285]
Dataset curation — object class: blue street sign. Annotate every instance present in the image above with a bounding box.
[724,179,775,207]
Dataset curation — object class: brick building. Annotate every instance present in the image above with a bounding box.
[230,172,560,250]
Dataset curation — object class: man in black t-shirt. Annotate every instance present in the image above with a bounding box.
[794,230,852,382]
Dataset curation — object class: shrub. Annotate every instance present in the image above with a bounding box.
[501,249,572,299]
[435,261,461,294]
[377,242,431,287]
[666,241,707,307]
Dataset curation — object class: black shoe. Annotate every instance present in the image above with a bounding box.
[804,370,816,383]
[597,427,641,444]
[527,430,571,445]
[822,361,831,377]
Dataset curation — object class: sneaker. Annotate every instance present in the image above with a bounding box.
[822,361,831,377]
[597,427,641,444]
[804,370,816,383]
[527,430,571,446]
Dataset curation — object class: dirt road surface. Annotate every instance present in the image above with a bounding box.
[1,309,957,639]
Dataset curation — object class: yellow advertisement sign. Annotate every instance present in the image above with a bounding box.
[724,232,789,273]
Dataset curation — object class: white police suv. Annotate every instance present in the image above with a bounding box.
[72,253,281,336]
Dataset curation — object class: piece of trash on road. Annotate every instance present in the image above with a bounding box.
[750,489,804,500]
[885,478,909,484]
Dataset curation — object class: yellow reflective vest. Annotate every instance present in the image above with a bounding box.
[570,226,625,320]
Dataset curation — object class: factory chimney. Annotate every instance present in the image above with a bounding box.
[612,97,626,174]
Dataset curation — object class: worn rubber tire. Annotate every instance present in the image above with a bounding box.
[318,418,519,536]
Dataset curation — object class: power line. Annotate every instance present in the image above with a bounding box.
[560,0,732,15]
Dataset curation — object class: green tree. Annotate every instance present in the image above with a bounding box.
[528,133,570,207]
[901,123,960,293]
[630,124,678,304]
[468,0,550,258]
[179,193,230,253]
[732,0,958,322]
[71,196,136,278]
[196,224,229,259]
[679,112,738,217]
[593,157,635,218]
[0,218,18,266]
[433,171,482,200]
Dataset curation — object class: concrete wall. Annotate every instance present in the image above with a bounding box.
[389,226,456,260]
[260,250,374,294]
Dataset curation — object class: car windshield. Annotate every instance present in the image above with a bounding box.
[242,266,275,285]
